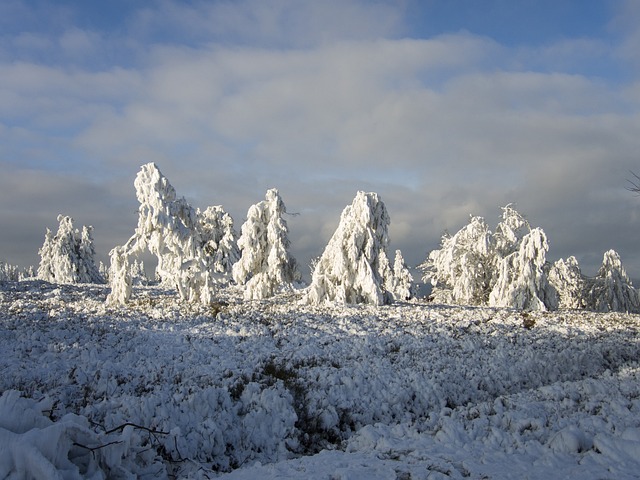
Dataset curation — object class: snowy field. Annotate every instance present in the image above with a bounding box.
[1,280,640,479]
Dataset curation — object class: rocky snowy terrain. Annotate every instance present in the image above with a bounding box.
[1,280,640,479]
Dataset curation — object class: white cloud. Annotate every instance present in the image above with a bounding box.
[1,1,640,279]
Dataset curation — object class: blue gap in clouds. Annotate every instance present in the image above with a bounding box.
[405,0,611,46]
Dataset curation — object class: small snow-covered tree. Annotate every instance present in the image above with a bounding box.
[233,189,300,300]
[489,228,557,311]
[304,191,393,305]
[129,259,149,286]
[199,205,240,280]
[548,256,587,310]
[420,215,494,305]
[37,215,104,284]
[585,250,640,313]
[107,163,215,305]
[0,262,18,282]
[388,249,414,301]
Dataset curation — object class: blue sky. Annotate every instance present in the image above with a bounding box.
[1,0,640,282]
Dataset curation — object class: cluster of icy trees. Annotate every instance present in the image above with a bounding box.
[30,163,638,312]
[102,164,411,306]
[37,215,103,284]
[420,205,640,313]
[0,262,34,282]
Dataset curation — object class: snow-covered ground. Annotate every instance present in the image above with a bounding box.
[1,280,639,479]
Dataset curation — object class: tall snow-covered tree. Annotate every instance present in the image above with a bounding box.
[548,256,587,310]
[37,215,103,284]
[489,228,557,311]
[584,250,640,313]
[199,205,240,280]
[420,215,494,305]
[304,191,393,306]
[232,188,300,300]
[107,163,214,305]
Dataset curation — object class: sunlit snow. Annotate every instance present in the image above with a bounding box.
[1,280,639,478]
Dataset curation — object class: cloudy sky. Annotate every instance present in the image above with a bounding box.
[2,0,640,282]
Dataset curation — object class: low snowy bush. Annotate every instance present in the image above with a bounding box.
[233,188,301,300]
[304,191,394,305]
[37,215,103,285]
[0,390,166,479]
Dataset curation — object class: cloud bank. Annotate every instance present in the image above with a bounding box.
[1,0,640,281]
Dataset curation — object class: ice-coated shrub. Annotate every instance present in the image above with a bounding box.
[585,250,640,313]
[37,214,103,284]
[489,228,557,311]
[304,191,393,305]
[233,188,300,300]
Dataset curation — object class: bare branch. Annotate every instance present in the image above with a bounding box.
[626,171,640,196]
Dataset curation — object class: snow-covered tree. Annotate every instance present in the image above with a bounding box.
[420,215,494,305]
[304,191,393,305]
[107,163,215,305]
[489,228,557,311]
[493,204,530,260]
[388,249,414,301]
[0,262,19,282]
[199,205,240,280]
[233,189,300,300]
[548,256,587,310]
[129,259,149,286]
[37,215,103,284]
[584,250,640,313]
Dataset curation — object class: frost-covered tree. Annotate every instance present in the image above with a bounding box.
[489,228,557,311]
[107,163,215,305]
[584,250,640,313]
[199,205,240,280]
[493,204,530,260]
[420,215,494,305]
[129,259,149,286]
[233,189,300,300]
[388,249,414,301]
[548,256,587,310]
[0,262,19,282]
[37,215,103,284]
[304,191,393,305]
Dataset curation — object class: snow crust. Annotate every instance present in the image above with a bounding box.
[1,280,640,478]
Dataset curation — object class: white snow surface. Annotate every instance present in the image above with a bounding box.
[1,280,640,479]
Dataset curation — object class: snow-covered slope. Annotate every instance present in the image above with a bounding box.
[1,280,639,478]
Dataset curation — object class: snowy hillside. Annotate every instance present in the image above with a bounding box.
[1,280,640,478]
